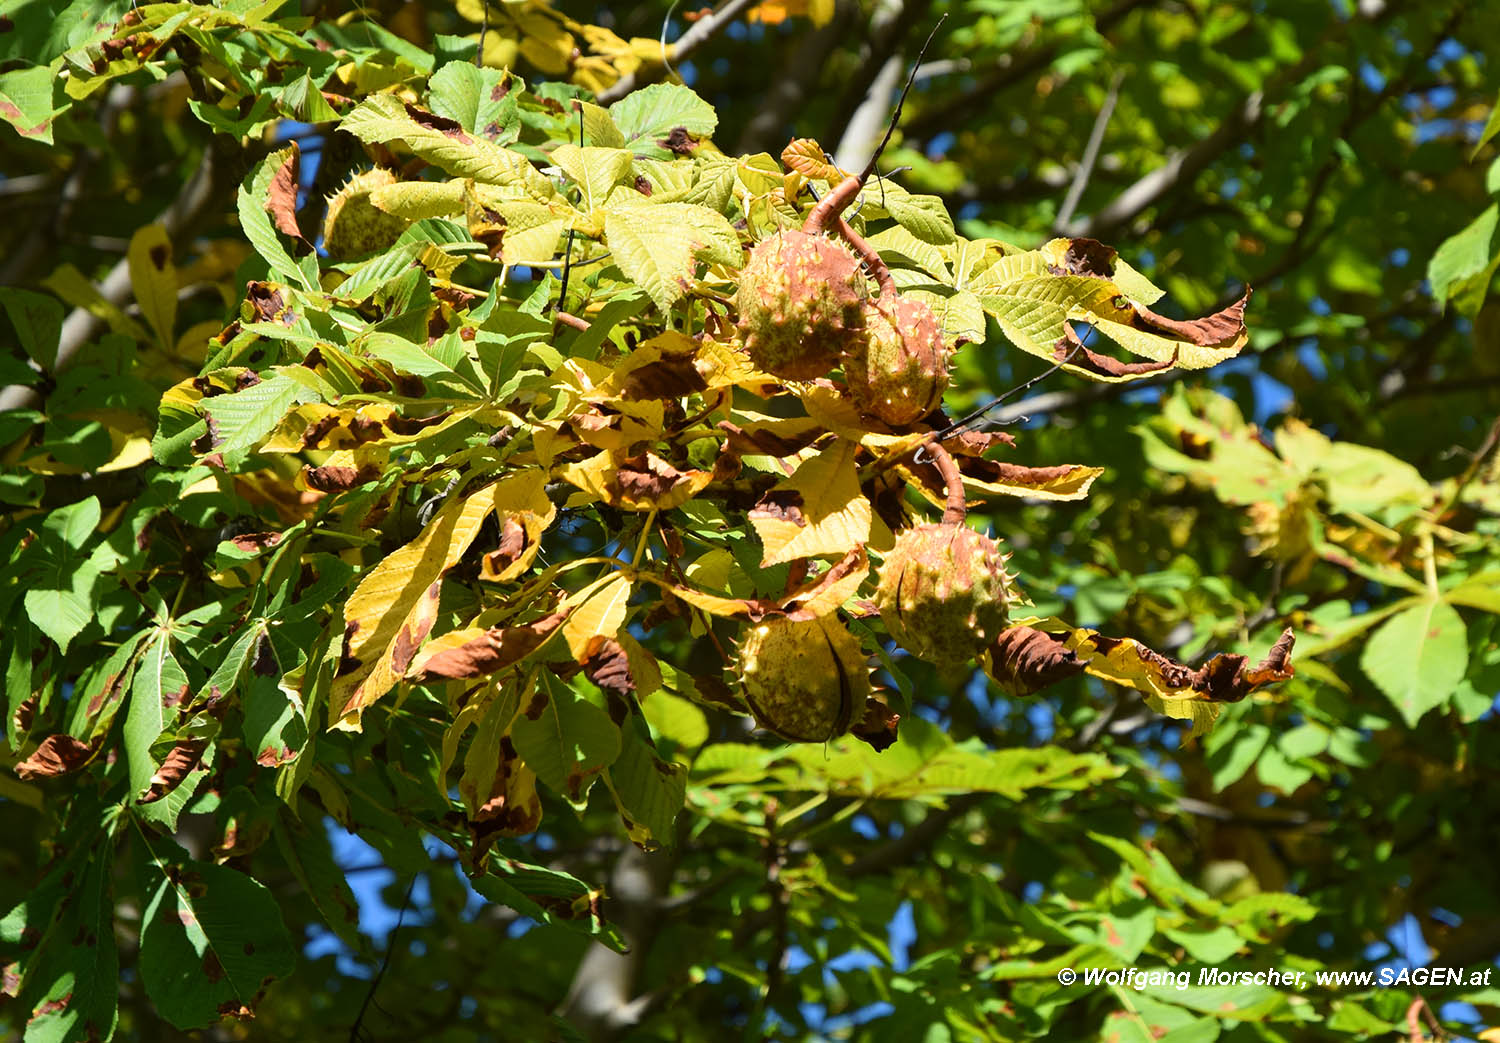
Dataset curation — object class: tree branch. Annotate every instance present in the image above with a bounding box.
[595,0,761,105]
[1053,70,1124,234]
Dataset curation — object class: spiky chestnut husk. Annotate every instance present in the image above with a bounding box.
[322,169,409,260]
[845,294,950,426]
[875,523,1011,665]
[736,230,867,380]
[737,616,869,742]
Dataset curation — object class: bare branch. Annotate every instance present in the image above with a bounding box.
[595,0,761,105]
[1053,70,1124,234]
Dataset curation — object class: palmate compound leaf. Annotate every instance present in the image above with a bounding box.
[602,201,741,312]
[510,671,621,808]
[137,852,295,1029]
[1359,596,1469,727]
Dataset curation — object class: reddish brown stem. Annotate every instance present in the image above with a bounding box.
[925,440,967,525]
[554,311,590,332]
[834,215,896,298]
[802,173,863,235]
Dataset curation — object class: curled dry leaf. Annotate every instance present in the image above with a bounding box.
[410,612,567,681]
[582,635,635,700]
[984,625,1087,697]
[1133,289,1252,348]
[138,739,209,804]
[15,734,94,779]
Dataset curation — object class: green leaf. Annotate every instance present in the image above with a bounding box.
[880,189,957,245]
[274,813,364,952]
[0,287,64,369]
[428,62,518,141]
[470,853,625,952]
[510,673,620,807]
[277,72,339,123]
[0,64,58,144]
[236,146,307,287]
[605,718,685,848]
[1359,597,1469,727]
[1447,572,1500,615]
[138,855,296,1029]
[609,83,717,158]
[124,636,187,799]
[777,717,1122,799]
[201,371,320,468]
[14,851,117,1043]
[603,201,740,312]
[1427,202,1499,312]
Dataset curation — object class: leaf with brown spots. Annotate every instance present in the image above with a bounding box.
[139,859,295,1029]
[15,734,93,779]
[749,438,871,566]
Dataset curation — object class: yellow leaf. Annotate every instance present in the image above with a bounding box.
[332,480,515,728]
[750,438,871,566]
[560,572,633,659]
[127,224,177,350]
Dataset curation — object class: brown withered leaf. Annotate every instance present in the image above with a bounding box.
[245,282,285,323]
[15,735,93,779]
[1133,289,1252,347]
[850,692,901,751]
[621,354,708,399]
[405,102,469,140]
[229,532,283,553]
[749,488,807,527]
[414,613,566,681]
[1055,327,1176,378]
[482,517,529,578]
[985,626,1086,697]
[582,635,634,700]
[138,739,208,804]
[613,452,704,505]
[1052,237,1117,278]
[266,145,304,242]
[1190,627,1296,702]
[302,464,365,492]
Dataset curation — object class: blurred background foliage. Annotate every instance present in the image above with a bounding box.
[2,0,1499,1040]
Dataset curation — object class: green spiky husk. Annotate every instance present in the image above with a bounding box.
[322,168,409,260]
[736,230,866,380]
[845,295,950,426]
[738,616,868,742]
[875,523,1011,665]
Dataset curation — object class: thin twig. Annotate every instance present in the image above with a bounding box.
[348,875,418,1043]
[596,0,761,105]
